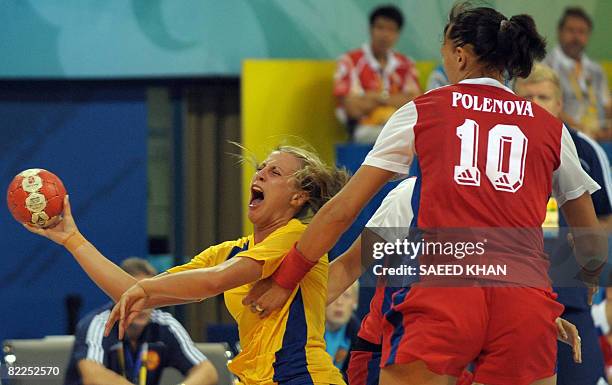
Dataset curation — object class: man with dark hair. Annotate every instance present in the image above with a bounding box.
[334,4,421,143]
[545,6,611,139]
[369,5,404,29]
[64,258,218,385]
[557,7,593,32]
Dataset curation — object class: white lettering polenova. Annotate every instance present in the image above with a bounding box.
[451,92,534,117]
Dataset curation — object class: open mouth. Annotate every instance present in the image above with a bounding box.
[249,185,265,208]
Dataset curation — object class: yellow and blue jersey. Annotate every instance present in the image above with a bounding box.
[167,219,345,385]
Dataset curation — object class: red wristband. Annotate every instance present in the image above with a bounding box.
[271,243,317,290]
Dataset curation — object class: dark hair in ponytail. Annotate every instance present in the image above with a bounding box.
[445,2,546,79]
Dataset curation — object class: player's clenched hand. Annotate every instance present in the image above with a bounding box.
[104,283,149,340]
[243,278,292,318]
[22,195,79,245]
[556,317,582,363]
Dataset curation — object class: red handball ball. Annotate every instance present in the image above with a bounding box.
[6,169,67,228]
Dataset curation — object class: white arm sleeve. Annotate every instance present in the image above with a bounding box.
[551,125,601,206]
[592,301,610,335]
[84,311,109,364]
[362,101,417,175]
[366,177,416,242]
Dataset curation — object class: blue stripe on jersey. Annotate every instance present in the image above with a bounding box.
[385,288,410,366]
[226,241,249,260]
[381,286,398,315]
[272,289,314,385]
[365,351,382,385]
[380,158,420,333]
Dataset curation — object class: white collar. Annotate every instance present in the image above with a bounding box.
[458,77,515,94]
[362,42,399,73]
[552,45,592,69]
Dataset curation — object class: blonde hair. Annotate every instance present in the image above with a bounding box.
[237,142,350,222]
[515,63,562,100]
[276,145,350,221]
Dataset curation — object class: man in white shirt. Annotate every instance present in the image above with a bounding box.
[545,7,611,139]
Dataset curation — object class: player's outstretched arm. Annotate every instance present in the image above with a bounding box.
[327,237,362,305]
[560,192,609,304]
[23,195,136,302]
[298,166,394,264]
[105,257,263,339]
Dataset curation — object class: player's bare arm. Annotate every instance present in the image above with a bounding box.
[560,192,609,304]
[105,257,263,339]
[299,165,395,264]
[328,237,363,305]
[23,195,137,302]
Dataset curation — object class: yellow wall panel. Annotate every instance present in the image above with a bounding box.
[241,60,348,233]
[602,61,612,88]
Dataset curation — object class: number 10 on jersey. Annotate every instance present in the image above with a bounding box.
[454,119,528,193]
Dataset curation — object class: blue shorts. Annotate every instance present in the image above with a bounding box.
[556,308,608,385]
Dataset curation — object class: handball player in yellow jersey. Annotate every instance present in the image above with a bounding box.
[24,146,349,385]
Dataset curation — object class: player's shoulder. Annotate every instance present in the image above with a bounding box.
[250,219,305,247]
[376,178,416,214]
[412,83,456,103]
[149,310,197,345]
[149,309,183,332]
[213,236,251,251]
[584,55,605,74]
[572,129,609,165]
[342,48,366,63]
[74,303,113,344]
[76,303,113,330]
[573,129,604,151]
[389,177,417,198]
[275,218,307,236]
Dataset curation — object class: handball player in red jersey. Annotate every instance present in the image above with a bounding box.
[245,3,607,385]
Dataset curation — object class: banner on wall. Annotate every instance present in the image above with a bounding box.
[1,0,609,78]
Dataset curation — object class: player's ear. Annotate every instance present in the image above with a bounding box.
[455,45,467,71]
[290,191,309,209]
